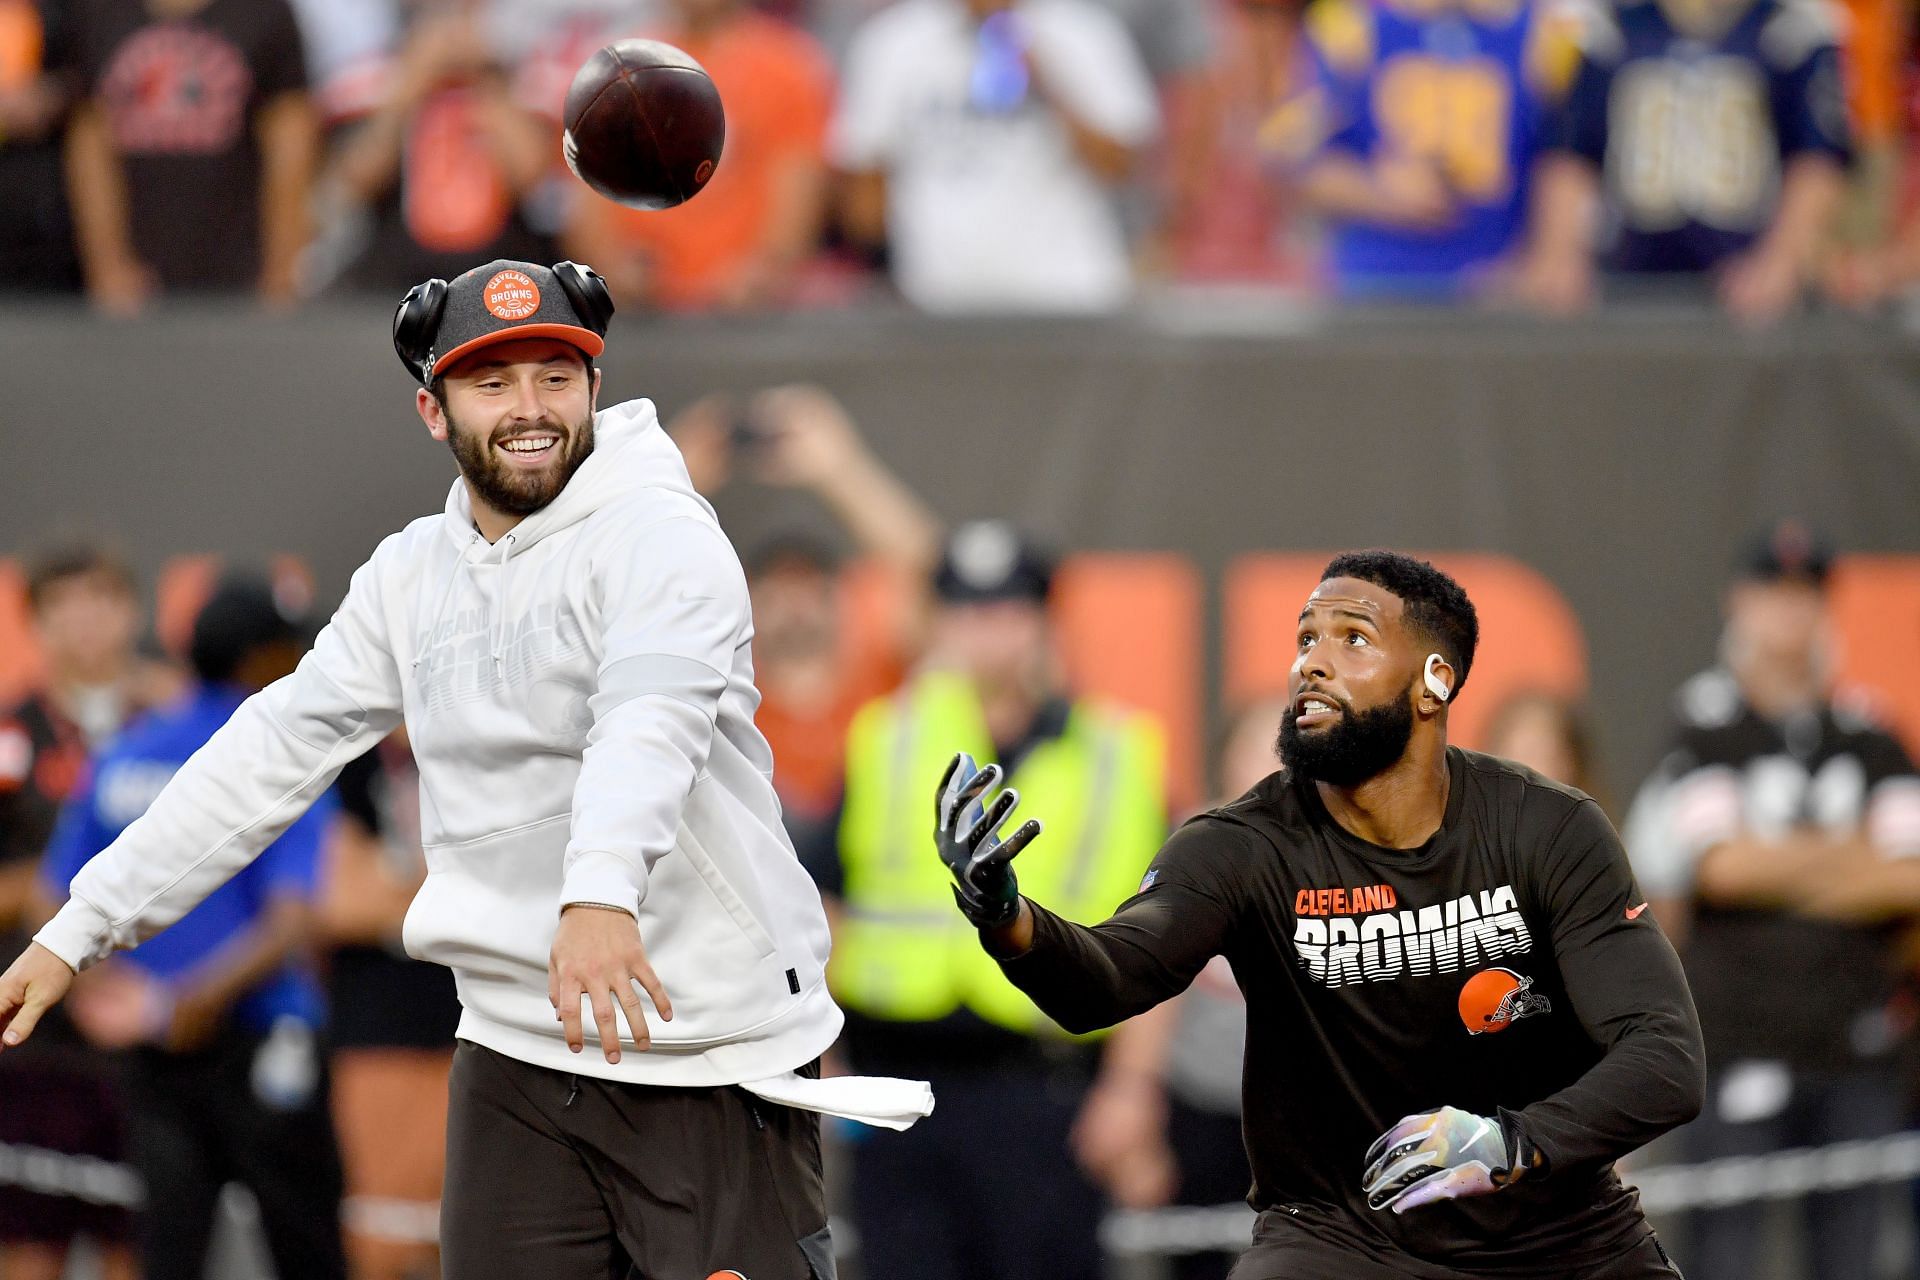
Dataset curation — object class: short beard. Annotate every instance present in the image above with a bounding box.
[445,406,596,518]
[1277,695,1415,788]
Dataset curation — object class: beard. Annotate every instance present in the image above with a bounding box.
[1277,693,1415,787]
[445,406,596,518]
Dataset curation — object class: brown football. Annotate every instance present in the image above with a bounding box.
[563,40,725,211]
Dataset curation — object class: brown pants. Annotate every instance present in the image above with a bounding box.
[440,1041,833,1280]
[1228,1208,1683,1280]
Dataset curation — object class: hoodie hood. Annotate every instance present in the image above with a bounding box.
[425,398,713,673]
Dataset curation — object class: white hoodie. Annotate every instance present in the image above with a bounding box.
[37,400,929,1124]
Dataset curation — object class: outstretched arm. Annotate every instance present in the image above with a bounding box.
[990,888,1232,1034]
[937,756,1239,1034]
[1,546,406,1047]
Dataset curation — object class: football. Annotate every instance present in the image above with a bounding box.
[563,39,726,211]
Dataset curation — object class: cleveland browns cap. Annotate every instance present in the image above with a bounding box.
[428,260,606,379]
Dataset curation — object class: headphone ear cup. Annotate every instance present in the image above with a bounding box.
[553,260,615,335]
[393,277,449,386]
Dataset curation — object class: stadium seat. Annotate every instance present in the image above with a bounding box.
[1224,552,1589,752]
[1830,554,1920,759]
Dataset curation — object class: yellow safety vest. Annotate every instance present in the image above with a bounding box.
[832,670,1166,1035]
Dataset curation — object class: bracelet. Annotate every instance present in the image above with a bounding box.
[563,901,634,916]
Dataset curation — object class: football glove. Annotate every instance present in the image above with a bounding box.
[934,752,1042,929]
[1360,1106,1538,1214]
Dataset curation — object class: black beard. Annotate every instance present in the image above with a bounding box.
[446,409,596,517]
[1277,695,1415,787]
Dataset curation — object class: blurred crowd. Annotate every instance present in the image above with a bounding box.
[2,383,1918,1280]
[5,0,1920,321]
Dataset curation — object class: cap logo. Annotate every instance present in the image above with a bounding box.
[485,269,541,321]
[952,521,1020,591]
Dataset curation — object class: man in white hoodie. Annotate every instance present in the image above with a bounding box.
[0,258,925,1280]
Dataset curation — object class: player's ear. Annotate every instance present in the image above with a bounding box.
[590,364,602,410]
[417,386,450,442]
[1421,653,1454,711]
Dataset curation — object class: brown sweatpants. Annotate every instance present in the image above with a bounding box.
[439,1041,833,1280]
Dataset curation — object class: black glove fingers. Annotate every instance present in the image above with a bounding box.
[957,762,1001,814]
[962,787,1021,849]
[988,819,1043,864]
[935,753,970,827]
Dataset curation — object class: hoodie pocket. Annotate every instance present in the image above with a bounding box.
[674,824,777,960]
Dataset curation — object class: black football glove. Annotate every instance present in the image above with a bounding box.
[934,752,1043,928]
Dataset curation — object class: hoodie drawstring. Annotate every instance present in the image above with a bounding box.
[492,532,517,677]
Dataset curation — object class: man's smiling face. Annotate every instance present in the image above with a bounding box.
[426,338,600,518]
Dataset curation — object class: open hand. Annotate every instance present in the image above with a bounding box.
[0,942,76,1050]
[745,385,869,490]
[935,753,1042,928]
[549,905,673,1063]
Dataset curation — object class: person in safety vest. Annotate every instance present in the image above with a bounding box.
[799,518,1169,1280]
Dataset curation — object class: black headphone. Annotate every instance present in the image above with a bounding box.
[392,261,616,386]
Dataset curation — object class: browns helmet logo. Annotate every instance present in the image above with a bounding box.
[1458,967,1550,1035]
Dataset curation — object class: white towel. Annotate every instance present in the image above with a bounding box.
[741,1071,935,1131]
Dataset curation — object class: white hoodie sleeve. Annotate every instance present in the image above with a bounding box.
[34,545,407,971]
[559,511,748,915]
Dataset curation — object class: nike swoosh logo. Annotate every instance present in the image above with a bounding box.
[1625,902,1650,920]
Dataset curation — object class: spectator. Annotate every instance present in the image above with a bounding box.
[317,728,459,1280]
[0,0,81,291]
[1264,0,1576,300]
[0,544,173,1280]
[1084,0,1221,274]
[1163,0,1302,283]
[832,0,1161,312]
[1482,688,1607,809]
[804,520,1168,1280]
[45,577,347,1280]
[1817,0,1905,305]
[65,0,319,313]
[668,384,940,839]
[565,0,835,310]
[1516,0,1850,325]
[1622,520,1920,1280]
[285,0,394,106]
[310,2,564,293]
